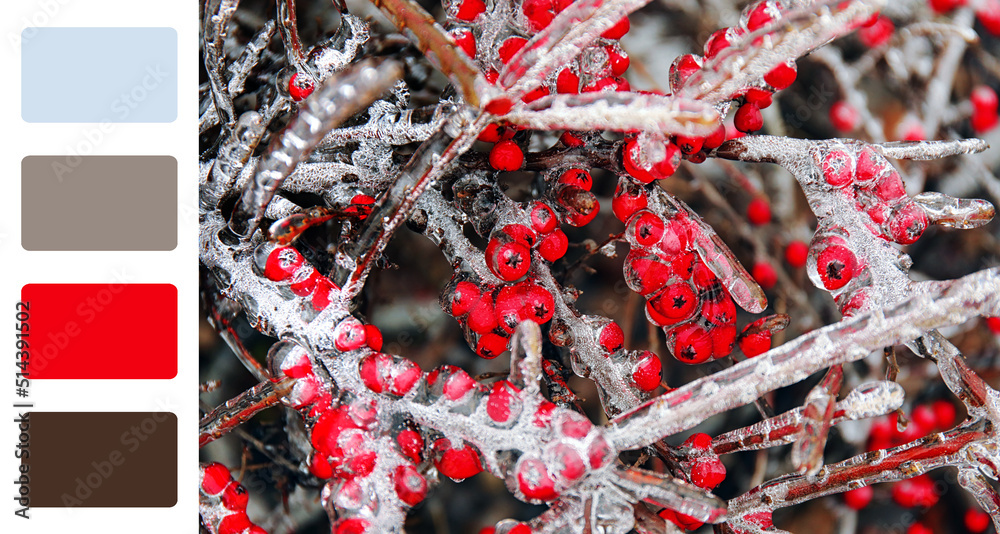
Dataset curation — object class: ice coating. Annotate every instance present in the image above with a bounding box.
[198,0,1000,531]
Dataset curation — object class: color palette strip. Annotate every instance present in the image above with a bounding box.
[21,412,177,507]
[22,284,177,379]
[21,27,177,123]
[22,156,177,251]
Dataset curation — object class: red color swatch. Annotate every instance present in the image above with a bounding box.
[22,284,177,379]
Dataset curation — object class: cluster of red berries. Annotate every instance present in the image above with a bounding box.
[669,1,800,137]
[808,143,934,311]
[253,194,375,313]
[444,0,633,171]
[442,274,556,358]
[362,352,617,508]
[657,432,727,530]
[200,463,267,534]
[618,195,754,364]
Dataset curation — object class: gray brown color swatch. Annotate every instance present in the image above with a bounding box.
[23,412,177,507]
[22,156,177,250]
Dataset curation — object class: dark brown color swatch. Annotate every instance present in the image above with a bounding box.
[23,412,177,507]
[22,156,177,250]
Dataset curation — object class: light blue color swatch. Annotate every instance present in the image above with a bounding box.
[22,27,177,123]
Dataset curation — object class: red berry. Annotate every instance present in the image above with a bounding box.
[502,224,538,248]
[823,149,854,188]
[629,210,665,247]
[626,253,674,295]
[359,352,391,393]
[649,283,698,324]
[785,240,808,268]
[522,0,555,31]
[858,16,894,48]
[522,283,555,323]
[397,429,425,463]
[451,28,477,58]
[364,324,383,351]
[829,100,859,132]
[987,316,1000,334]
[703,124,727,149]
[612,183,648,222]
[888,202,928,245]
[601,17,630,39]
[703,29,732,59]
[434,439,483,480]
[735,102,764,133]
[555,69,580,93]
[598,321,625,353]
[855,147,885,185]
[529,202,558,234]
[684,433,713,450]
[746,1,777,31]
[490,140,524,171]
[393,464,428,506]
[980,0,1000,36]
[690,457,726,489]
[556,185,600,226]
[745,87,773,108]
[309,453,334,479]
[265,246,304,281]
[746,198,771,225]
[487,237,531,281]
[449,281,481,316]
[632,351,662,392]
[675,135,704,155]
[710,324,737,358]
[751,262,777,290]
[440,366,477,400]
[739,330,771,357]
[516,457,558,501]
[971,85,1000,133]
[310,277,339,311]
[201,463,232,495]
[928,0,964,13]
[670,323,714,364]
[606,45,630,76]
[390,358,422,395]
[468,293,499,333]
[764,60,797,90]
[334,318,368,351]
[332,518,371,534]
[477,333,509,359]
[816,244,857,290]
[222,483,249,511]
[455,0,486,21]
[843,485,873,510]
[670,54,703,89]
[218,513,253,534]
[288,73,315,101]
[559,168,593,190]
[966,509,990,533]
[539,229,569,261]
[656,142,683,177]
[659,508,704,531]
[931,399,957,429]
[498,36,528,63]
